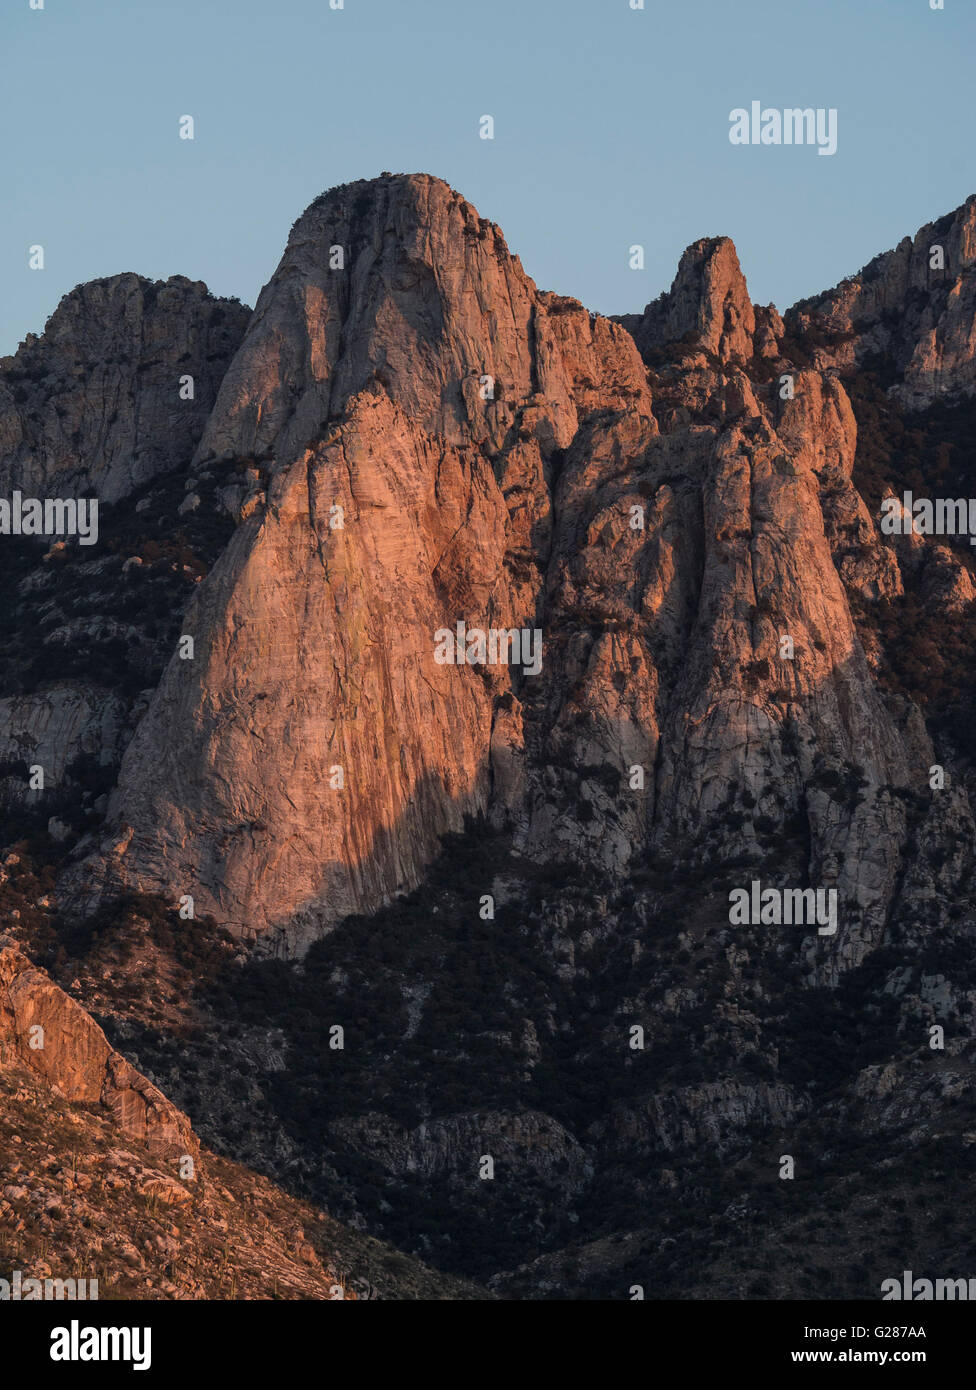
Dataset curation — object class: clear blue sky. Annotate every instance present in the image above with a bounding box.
[2,0,973,355]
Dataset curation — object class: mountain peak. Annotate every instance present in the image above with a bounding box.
[0,273,250,503]
[193,171,571,467]
[624,234,756,364]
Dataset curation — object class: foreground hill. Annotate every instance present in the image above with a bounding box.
[0,934,483,1299]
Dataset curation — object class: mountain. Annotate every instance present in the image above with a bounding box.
[70,174,656,946]
[0,274,250,504]
[2,174,975,1299]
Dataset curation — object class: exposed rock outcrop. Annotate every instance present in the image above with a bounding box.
[0,274,250,504]
[0,684,126,814]
[4,174,976,1301]
[62,176,976,982]
[786,195,976,407]
[617,236,757,364]
[331,1108,591,1191]
[84,175,655,945]
[0,937,196,1155]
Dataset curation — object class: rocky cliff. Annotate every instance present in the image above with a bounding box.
[69,177,975,986]
[0,274,250,504]
[785,195,976,409]
[84,175,655,945]
[0,275,251,861]
[3,176,976,1299]
[0,936,195,1155]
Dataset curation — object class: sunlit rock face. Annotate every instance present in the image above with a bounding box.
[43,177,974,977]
[87,175,658,945]
[785,195,976,409]
[0,937,197,1155]
[6,177,976,1299]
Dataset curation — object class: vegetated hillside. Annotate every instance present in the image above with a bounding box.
[0,1063,484,1301]
[0,931,484,1300]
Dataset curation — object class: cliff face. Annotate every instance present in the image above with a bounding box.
[90,175,656,944]
[785,195,976,408]
[0,284,255,1253]
[616,235,758,364]
[0,275,251,849]
[597,233,974,981]
[0,274,250,504]
[0,937,196,1155]
[75,178,975,980]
